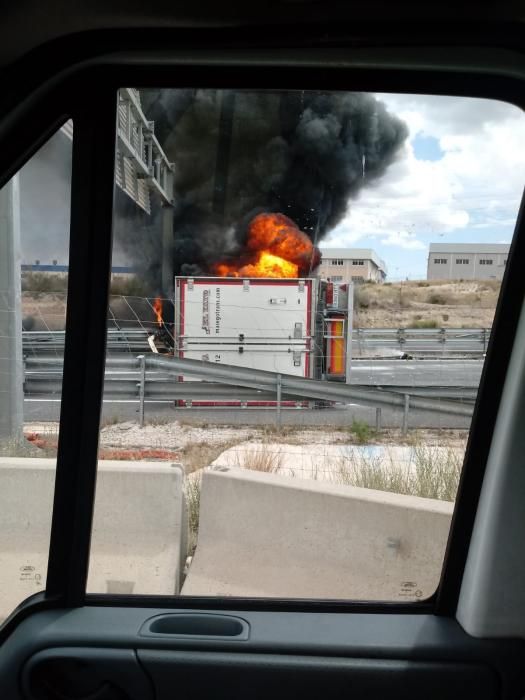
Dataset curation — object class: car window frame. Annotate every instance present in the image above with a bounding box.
[1,48,525,641]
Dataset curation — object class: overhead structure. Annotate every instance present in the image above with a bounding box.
[116,88,174,212]
[60,88,175,214]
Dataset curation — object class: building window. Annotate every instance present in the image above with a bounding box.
[479,259,493,265]
[352,260,364,266]
[352,275,364,282]
[331,275,343,282]
[434,258,447,264]
[456,259,469,264]
[504,259,507,266]
[331,259,344,266]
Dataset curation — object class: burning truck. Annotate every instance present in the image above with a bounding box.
[151,212,354,407]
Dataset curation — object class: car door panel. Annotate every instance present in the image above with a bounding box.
[2,607,524,699]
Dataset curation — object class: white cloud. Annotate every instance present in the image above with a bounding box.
[328,93,525,256]
[380,230,426,250]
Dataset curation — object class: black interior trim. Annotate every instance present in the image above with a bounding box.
[85,593,433,615]
[45,81,117,604]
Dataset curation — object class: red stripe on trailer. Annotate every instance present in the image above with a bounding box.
[179,401,309,408]
[305,279,311,377]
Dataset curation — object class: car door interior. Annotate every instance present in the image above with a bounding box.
[2,607,523,700]
[1,13,525,700]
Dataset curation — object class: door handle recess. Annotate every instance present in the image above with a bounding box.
[139,613,249,640]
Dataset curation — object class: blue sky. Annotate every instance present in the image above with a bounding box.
[323,94,524,280]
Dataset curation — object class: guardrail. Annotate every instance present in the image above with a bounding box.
[24,355,475,432]
[352,327,491,356]
[22,326,492,357]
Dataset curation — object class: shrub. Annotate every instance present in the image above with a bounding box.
[110,275,149,297]
[22,272,68,293]
[427,292,447,305]
[409,319,438,329]
[350,419,373,444]
[354,287,370,309]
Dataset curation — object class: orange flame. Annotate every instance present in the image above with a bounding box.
[153,297,163,325]
[213,213,320,278]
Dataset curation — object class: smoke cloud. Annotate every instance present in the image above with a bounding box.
[137,89,408,286]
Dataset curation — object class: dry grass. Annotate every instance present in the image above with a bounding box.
[0,436,44,458]
[334,443,462,502]
[181,441,239,473]
[21,272,68,293]
[353,279,500,329]
[233,443,284,473]
[184,476,202,554]
[109,276,149,297]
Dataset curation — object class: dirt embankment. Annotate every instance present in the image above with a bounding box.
[354,279,500,328]
[21,279,500,331]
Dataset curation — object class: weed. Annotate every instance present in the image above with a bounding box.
[185,476,202,555]
[350,419,374,444]
[144,416,173,427]
[100,414,121,429]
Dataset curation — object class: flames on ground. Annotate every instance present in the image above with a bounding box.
[153,297,163,325]
[213,213,321,279]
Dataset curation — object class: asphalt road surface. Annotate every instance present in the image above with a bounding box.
[347,359,481,387]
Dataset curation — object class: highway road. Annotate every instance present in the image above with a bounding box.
[348,359,481,387]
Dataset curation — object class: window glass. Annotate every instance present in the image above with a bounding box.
[0,123,72,623]
[88,89,524,602]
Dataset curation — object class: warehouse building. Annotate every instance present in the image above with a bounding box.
[317,248,387,284]
[427,243,510,281]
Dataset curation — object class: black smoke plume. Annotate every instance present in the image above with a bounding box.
[132,89,408,288]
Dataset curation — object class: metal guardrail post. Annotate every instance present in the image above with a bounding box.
[398,328,405,353]
[137,354,146,427]
[440,328,446,357]
[276,373,282,430]
[402,393,410,434]
[375,407,382,432]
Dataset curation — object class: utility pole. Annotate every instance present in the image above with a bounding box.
[212,90,236,221]
[0,175,24,442]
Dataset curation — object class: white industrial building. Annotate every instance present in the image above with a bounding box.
[317,248,387,283]
[427,243,510,281]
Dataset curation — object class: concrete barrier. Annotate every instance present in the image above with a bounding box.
[0,458,187,620]
[182,467,453,600]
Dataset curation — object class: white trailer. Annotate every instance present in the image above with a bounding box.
[175,277,318,379]
[173,276,352,407]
